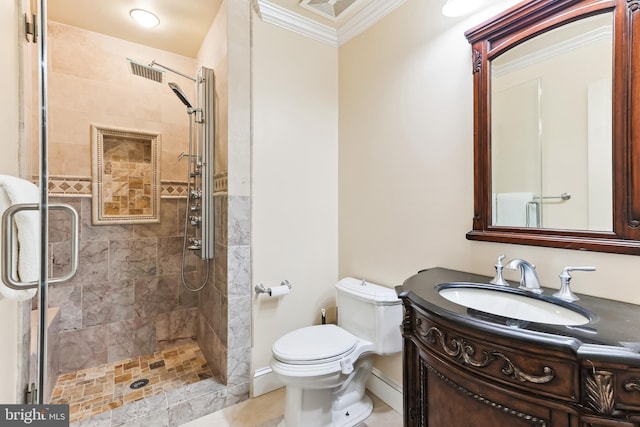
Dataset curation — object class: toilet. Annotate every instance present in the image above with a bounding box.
[271,277,403,427]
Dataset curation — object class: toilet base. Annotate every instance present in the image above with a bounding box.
[332,393,373,427]
[272,347,376,427]
[277,394,373,427]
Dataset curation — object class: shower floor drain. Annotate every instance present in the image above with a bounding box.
[129,379,149,390]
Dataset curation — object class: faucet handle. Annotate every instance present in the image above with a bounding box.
[552,266,596,302]
[489,255,509,286]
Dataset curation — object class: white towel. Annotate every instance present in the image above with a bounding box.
[0,175,39,300]
[495,192,535,227]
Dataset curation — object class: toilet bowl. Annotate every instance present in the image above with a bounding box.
[271,278,403,427]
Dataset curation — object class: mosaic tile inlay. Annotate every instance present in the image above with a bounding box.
[44,175,228,198]
[101,137,154,216]
[50,342,213,424]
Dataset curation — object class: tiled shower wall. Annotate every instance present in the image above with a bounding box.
[48,194,204,375]
[196,194,227,380]
[197,194,251,388]
[43,183,255,424]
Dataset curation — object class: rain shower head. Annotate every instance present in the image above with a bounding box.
[168,82,193,108]
[127,58,163,83]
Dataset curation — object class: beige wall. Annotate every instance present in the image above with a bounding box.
[251,13,339,386]
[197,1,228,175]
[46,21,196,181]
[339,0,640,386]
[227,0,252,198]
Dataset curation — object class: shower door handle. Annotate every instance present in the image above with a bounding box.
[2,203,79,289]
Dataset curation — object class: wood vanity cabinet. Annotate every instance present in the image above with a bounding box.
[400,300,640,427]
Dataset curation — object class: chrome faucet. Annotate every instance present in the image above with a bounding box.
[506,258,543,294]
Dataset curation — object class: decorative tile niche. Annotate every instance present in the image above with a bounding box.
[90,125,161,225]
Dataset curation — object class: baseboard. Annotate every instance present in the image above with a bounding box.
[251,366,403,415]
[252,367,283,397]
[366,367,403,415]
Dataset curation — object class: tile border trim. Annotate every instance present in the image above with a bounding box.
[45,174,228,198]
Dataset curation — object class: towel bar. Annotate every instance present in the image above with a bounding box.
[534,192,571,201]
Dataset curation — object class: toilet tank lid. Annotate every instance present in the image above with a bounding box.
[336,277,400,305]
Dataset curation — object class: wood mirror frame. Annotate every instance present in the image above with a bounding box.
[464,0,640,255]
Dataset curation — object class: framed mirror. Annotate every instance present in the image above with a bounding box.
[465,0,640,254]
[91,124,161,225]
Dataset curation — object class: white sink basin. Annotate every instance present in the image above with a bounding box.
[437,283,591,326]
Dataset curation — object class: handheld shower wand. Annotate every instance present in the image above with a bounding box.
[168,82,193,109]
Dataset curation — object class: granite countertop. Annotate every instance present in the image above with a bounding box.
[396,267,640,364]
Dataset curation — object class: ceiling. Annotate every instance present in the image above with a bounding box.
[46,0,382,58]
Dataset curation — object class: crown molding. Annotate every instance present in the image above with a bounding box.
[253,0,406,47]
[254,0,338,47]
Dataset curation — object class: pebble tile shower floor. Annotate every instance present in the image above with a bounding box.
[50,342,213,424]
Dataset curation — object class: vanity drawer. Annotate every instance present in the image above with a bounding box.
[409,308,580,402]
[614,369,640,410]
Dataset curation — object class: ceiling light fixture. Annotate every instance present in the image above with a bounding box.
[441,0,487,17]
[129,9,160,28]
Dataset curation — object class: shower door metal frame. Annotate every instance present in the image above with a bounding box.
[30,0,78,403]
[36,0,49,404]
[36,0,50,404]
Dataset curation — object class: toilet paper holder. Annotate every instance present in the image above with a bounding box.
[255,280,291,296]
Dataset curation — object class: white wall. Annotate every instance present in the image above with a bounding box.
[0,0,25,403]
[339,0,640,387]
[251,13,339,393]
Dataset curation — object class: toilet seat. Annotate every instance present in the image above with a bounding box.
[273,324,358,365]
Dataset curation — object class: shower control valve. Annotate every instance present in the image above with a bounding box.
[188,238,202,251]
[189,190,202,199]
[190,204,201,212]
[189,215,202,226]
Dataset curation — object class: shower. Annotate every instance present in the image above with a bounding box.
[129,59,216,292]
[39,19,236,424]
[168,82,192,109]
[127,58,163,82]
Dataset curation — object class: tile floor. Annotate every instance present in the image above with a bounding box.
[50,342,213,424]
[181,387,403,427]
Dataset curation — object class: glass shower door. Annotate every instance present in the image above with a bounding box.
[0,0,78,407]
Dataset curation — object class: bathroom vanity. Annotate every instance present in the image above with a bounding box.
[397,268,640,427]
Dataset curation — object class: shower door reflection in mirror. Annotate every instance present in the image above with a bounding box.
[490,13,613,231]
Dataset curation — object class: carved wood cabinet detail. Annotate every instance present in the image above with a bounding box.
[626,379,640,393]
[400,303,640,427]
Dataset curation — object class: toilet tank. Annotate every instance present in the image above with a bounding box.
[336,278,403,355]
